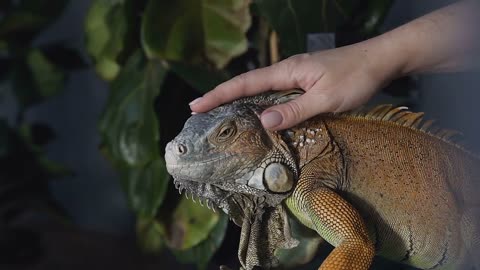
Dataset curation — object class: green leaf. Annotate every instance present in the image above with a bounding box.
[99,50,168,220]
[141,0,251,69]
[17,123,71,177]
[136,217,166,253]
[0,0,68,41]
[99,51,166,167]
[0,12,48,37]
[167,197,220,251]
[173,213,228,270]
[12,49,66,108]
[26,49,65,97]
[169,62,230,93]
[121,158,170,218]
[85,0,134,80]
[254,0,354,57]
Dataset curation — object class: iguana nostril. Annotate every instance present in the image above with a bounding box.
[177,143,187,155]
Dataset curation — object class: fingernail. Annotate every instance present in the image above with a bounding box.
[261,111,283,129]
[191,112,197,115]
[189,97,203,106]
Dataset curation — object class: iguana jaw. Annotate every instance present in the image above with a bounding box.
[170,177,264,231]
[168,167,289,226]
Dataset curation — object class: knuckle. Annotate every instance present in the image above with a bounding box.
[283,54,311,88]
[229,73,249,95]
[232,73,247,87]
[285,53,307,67]
[290,53,310,62]
[310,91,340,112]
[283,100,304,123]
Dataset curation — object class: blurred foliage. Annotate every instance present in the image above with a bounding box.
[141,0,251,69]
[0,0,79,265]
[85,0,401,269]
[84,0,137,81]
[0,0,87,114]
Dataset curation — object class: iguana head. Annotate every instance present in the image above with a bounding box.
[165,90,302,269]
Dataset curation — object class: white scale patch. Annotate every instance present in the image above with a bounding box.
[290,128,322,148]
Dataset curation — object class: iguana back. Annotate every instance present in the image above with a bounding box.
[283,104,480,269]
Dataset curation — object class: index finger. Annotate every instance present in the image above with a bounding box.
[190,60,298,112]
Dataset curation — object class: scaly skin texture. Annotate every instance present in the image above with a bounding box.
[165,90,480,270]
[284,112,480,270]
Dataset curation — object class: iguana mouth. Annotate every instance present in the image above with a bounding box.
[173,178,223,212]
[166,153,232,169]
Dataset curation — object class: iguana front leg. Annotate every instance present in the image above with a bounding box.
[290,186,375,270]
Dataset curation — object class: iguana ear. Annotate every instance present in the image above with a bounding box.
[233,89,304,108]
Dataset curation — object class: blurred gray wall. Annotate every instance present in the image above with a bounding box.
[384,0,480,153]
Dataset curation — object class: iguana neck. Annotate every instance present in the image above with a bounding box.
[283,117,347,191]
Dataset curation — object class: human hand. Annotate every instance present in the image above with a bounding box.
[190,41,396,130]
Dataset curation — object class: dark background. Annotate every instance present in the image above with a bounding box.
[1,0,479,269]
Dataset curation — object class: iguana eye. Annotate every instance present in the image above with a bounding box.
[217,123,236,141]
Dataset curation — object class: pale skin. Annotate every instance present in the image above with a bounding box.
[190,1,479,131]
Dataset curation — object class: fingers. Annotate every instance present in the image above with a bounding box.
[190,59,298,112]
[261,90,340,131]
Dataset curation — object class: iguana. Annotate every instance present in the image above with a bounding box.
[164,90,480,270]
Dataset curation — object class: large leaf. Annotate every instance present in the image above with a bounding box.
[18,123,71,177]
[141,0,251,69]
[121,158,169,219]
[25,49,65,97]
[136,216,166,253]
[167,197,220,251]
[0,0,68,42]
[85,0,134,80]
[0,12,48,38]
[99,51,166,167]
[254,0,355,57]
[12,49,66,108]
[169,62,230,93]
[173,213,228,270]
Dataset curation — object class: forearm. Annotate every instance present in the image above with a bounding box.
[364,1,480,81]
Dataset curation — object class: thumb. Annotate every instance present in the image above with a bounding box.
[260,91,337,130]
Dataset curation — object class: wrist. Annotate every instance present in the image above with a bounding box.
[354,33,407,88]
[370,1,480,75]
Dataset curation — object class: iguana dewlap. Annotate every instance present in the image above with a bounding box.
[165,90,480,270]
